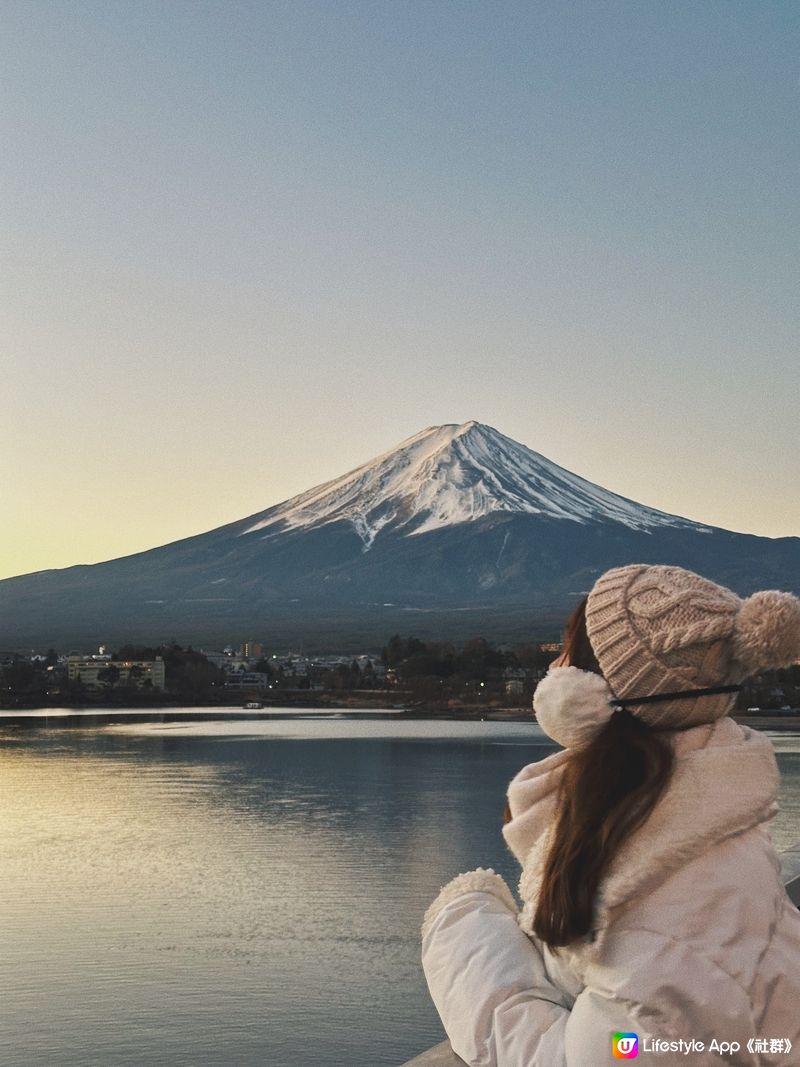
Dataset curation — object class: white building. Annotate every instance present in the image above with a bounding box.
[67,655,165,690]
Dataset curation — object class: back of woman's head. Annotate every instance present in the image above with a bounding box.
[532,598,674,948]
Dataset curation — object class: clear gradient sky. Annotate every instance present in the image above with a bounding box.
[2,0,798,580]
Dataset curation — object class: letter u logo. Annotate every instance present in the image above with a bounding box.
[613,1033,639,1058]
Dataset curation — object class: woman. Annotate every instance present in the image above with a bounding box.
[421,564,800,1067]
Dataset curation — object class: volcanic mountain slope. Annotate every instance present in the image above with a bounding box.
[240,420,711,546]
[2,421,798,649]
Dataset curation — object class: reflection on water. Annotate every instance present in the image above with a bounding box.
[1,720,798,1067]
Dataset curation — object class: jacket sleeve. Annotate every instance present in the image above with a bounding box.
[421,869,571,1067]
[422,876,770,1067]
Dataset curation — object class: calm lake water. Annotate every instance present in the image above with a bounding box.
[2,713,799,1067]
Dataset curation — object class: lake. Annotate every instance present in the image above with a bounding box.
[2,713,799,1067]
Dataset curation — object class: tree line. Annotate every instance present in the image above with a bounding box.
[1,639,798,711]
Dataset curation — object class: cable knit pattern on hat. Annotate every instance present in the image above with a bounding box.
[585,565,746,728]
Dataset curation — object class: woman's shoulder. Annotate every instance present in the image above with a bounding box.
[606,826,791,972]
[595,719,779,908]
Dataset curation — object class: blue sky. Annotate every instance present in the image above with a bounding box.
[2,1,798,577]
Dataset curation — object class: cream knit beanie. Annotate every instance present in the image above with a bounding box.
[585,564,800,729]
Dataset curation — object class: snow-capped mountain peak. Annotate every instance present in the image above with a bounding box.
[241,421,710,549]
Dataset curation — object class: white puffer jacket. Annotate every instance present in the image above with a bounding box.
[421,719,800,1067]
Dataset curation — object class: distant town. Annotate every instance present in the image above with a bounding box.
[0,635,559,711]
[1,636,798,718]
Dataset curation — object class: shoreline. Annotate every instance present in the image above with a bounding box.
[1,699,798,732]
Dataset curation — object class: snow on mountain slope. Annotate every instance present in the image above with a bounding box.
[241,421,711,550]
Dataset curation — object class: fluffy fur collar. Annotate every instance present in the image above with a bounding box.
[503,718,779,949]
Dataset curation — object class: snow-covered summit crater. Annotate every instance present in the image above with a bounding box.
[241,421,710,550]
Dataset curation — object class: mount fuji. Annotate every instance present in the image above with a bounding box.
[2,421,798,649]
[241,421,711,545]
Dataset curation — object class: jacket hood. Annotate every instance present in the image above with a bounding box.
[503,718,780,943]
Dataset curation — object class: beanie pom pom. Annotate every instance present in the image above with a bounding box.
[733,590,800,673]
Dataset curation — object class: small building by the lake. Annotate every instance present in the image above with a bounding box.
[66,654,165,690]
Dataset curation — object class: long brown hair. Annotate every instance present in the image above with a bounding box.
[531,598,674,948]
